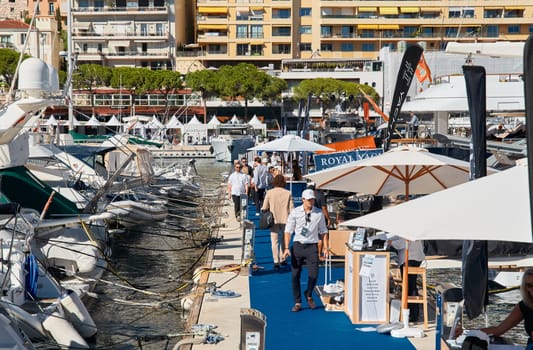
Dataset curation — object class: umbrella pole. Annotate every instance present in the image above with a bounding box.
[401,240,410,324]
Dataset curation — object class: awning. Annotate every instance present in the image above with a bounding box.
[505,6,524,10]
[420,7,439,12]
[198,6,228,14]
[400,7,419,13]
[484,7,503,10]
[76,22,91,30]
[108,40,130,47]
[197,24,228,30]
[379,7,398,15]
[358,7,377,12]
[358,24,378,30]
[379,24,400,30]
[250,6,263,11]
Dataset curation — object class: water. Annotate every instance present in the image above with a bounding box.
[427,268,528,346]
[87,159,229,350]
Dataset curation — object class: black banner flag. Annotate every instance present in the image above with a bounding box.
[462,65,488,320]
[384,44,424,151]
[523,35,533,240]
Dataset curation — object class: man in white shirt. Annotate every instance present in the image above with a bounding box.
[283,189,329,312]
[227,163,249,221]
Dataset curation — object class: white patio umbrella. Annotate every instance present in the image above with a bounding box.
[248,134,333,153]
[304,145,495,196]
[305,145,497,313]
[339,159,530,243]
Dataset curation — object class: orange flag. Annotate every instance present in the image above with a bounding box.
[360,90,389,122]
[415,54,433,83]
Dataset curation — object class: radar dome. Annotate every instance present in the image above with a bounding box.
[18,58,50,92]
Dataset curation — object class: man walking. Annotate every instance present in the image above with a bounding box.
[283,189,329,312]
[227,162,249,221]
[252,157,269,216]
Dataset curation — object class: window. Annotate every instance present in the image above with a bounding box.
[299,43,312,51]
[341,26,354,38]
[20,34,25,43]
[141,24,147,36]
[237,43,248,56]
[300,8,311,16]
[508,25,520,34]
[360,30,374,38]
[487,25,499,37]
[274,43,290,54]
[320,43,333,52]
[250,44,263,56]
[484,9,502,18]
[250,25,263,38]
[462,8,474,18]
[97,43,102,52]
[403,26,417,36]
[82,43,87,52]
[300,26,311,34]
[445,27,458,37]
[321,26,332,38]
[156,23,163,36]
[274,9,290,19]
[274,27,291,36]
[449,8,460,18]
[362,43,375,51]
[237,25,248,38]
[48,2,54,15]
[341,43,354,51]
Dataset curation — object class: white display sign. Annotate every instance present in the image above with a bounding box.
[359,254,387,321]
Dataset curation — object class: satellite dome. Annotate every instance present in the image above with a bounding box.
[18,58,50,92]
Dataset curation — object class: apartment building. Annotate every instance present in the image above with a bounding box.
[189,1,533,69]
[67,0,178,70]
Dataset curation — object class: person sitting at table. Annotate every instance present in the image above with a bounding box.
[479,268,533,348]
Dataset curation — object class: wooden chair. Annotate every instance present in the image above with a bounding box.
[406,266,428,330]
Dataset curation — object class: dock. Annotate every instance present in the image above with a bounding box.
[185,189,439,350]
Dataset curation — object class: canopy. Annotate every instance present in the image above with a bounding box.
[207,115,221,126]
[165,115,184,129]
[106,115,122,126]
[248,114,264,126]
[45,115,58,126]
[340,160,529,242]
[146,115,164,129]
[304,145,496,196]
[248,134,334,153]
[86,115,101,127]
[187,115,203,125]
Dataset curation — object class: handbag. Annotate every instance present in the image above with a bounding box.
[258,210,274,229]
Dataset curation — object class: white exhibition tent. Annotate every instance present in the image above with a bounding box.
[228,114,241,124]
[146,115,164,129]
[106,115,122,127]
[207,115,221,127]
[86,115,102,127]
[248,114,263,126]
[45,114,58,126]
[165,115,184,129]
[187,115,203,125]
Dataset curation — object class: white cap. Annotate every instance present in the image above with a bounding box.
[261,158,268,164]
[302,189,316,200]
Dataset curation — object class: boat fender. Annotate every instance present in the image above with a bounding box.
[42,310,89,349]
[60,290,97,338]
[24,254,39,299]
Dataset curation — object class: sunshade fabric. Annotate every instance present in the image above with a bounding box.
[340,161,529,243]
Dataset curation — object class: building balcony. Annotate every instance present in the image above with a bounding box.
[101,50,171,59]
[72,6,169,15]
[73,32,170,41]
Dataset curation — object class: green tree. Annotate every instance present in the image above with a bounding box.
[185,68,218,121]
[216,63,272,120]
[0,48,29,89]
[144,69,183,122]
[73,64,112,90]
[293,78,379,116]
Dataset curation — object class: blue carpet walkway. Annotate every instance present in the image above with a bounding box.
[246,203,416,349]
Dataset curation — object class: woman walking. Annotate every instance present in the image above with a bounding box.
[262,175,294,269]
